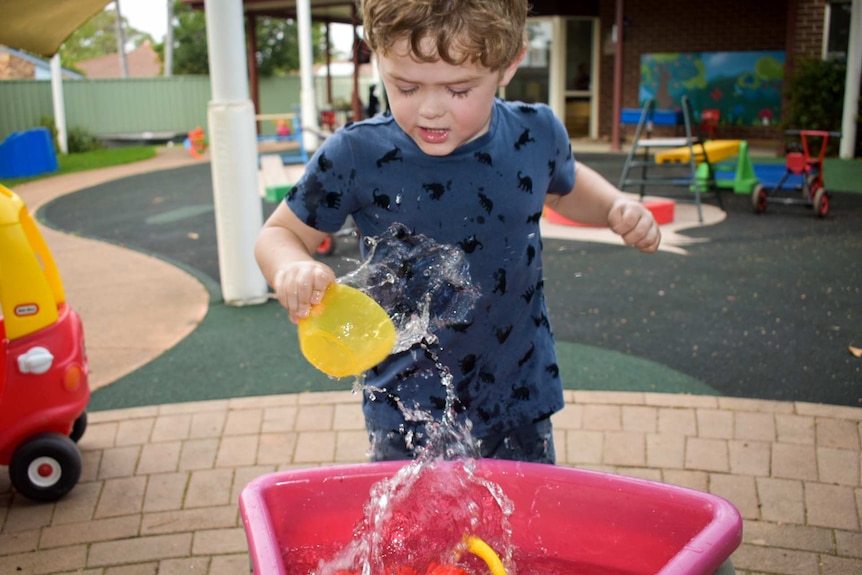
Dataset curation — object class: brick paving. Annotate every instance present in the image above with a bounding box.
[2,392,861,574]
[2,147,861,574]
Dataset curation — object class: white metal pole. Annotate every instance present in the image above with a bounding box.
[50,55,68,155]
[549,17,565,122]
[165,0,174,77]
[297,0,319,151]
[204,0,268,305]
[840,0,861,158]
[115,1,129,78]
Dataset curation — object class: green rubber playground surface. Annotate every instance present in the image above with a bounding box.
[39,157,862,411]
[87,291,714,412]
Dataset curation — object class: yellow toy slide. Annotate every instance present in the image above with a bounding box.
[654,139,742,165]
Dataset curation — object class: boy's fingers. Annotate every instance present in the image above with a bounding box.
[610,202,661,252]
[633,226,661,252]
[310,267,335,304]
[293,272,321,319]
[608,201,640,236]
[273,265,335,321]
[273,269,294,312]
[294,279,313,320]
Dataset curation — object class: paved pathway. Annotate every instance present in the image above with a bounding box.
[1,147,860,574]
[15,147,210,391]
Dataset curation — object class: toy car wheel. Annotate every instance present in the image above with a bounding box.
[316,235,335,256]
[70,411,88,443]
[813,186,829,218]
[805,173,819,195]
[9,433,82,502]
[751,184,768,213]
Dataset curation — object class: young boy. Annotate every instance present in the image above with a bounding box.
[255,0,661,464]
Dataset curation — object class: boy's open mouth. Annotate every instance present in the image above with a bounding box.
[419,126,449,144]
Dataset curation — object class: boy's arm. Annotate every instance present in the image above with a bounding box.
[544,163,661,253]
[255,201,337,322]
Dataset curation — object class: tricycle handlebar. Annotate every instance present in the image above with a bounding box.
[784,129,842,138]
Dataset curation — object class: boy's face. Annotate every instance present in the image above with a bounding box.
[378,38,523,157]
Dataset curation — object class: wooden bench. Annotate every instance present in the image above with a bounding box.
[258,154,294,203]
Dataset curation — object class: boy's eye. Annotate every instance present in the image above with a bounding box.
[447,87,471,99]
[394,85,471,98]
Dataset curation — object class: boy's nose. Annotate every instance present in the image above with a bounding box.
[418,94,445,119]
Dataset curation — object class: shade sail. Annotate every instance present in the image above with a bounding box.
[0,0,113,57]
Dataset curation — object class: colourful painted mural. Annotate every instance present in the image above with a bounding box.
[640,51,785,127]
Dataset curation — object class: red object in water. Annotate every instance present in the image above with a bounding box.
[239,459,742,575]
[333,563,449,575]
[425,563,466,575]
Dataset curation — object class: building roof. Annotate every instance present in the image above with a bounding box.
[0,45,83,79]
[76,40,161,78]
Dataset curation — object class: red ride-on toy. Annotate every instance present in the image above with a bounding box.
[751,130,841,217]
[1,185,90,502]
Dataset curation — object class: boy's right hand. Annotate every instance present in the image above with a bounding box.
[272,261,336,323]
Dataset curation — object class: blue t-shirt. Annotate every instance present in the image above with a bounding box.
[286,99,576,437]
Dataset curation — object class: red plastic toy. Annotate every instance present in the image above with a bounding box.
[0,185,90,501]
[185,126,208,159]
[751,129,841,217]
[334,566,467,575]
[699,108,720,140]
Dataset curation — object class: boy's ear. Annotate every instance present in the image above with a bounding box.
[498,44,528,87]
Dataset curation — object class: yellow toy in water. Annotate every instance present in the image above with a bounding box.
[464,535,507,575]
[298,284,396,378]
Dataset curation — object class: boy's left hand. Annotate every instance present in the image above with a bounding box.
[608,198,661,253]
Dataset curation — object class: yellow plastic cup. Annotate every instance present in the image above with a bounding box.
[298,283,396,378]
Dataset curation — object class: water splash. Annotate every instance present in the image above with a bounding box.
[338,223,483,460]
[313,224,514,575]
[339,223,480,354]
[313,458,515,575]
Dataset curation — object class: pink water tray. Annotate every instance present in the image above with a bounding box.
[240,459,742,575]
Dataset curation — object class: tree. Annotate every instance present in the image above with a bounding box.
[783,57,846,152]
[255,17,327,76]
[168,0,327,76]
[170,0,209,75]
[59,8,152,73]
[640,53,705,109]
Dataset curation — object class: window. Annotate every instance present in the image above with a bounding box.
[824,1,852,61]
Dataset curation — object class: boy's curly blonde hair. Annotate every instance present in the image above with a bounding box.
[359,0,528,72]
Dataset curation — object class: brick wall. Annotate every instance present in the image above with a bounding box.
[596,0,826,141]
[793,0,828,59]
[0,53,35,80]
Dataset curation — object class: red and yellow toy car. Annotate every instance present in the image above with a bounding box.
[0,184,89,501]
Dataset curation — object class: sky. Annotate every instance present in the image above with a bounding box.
[117,0,353,54]
[118,0,168,42]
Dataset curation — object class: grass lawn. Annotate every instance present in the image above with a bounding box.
[1,146,157,188]
[823,158,862,193]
